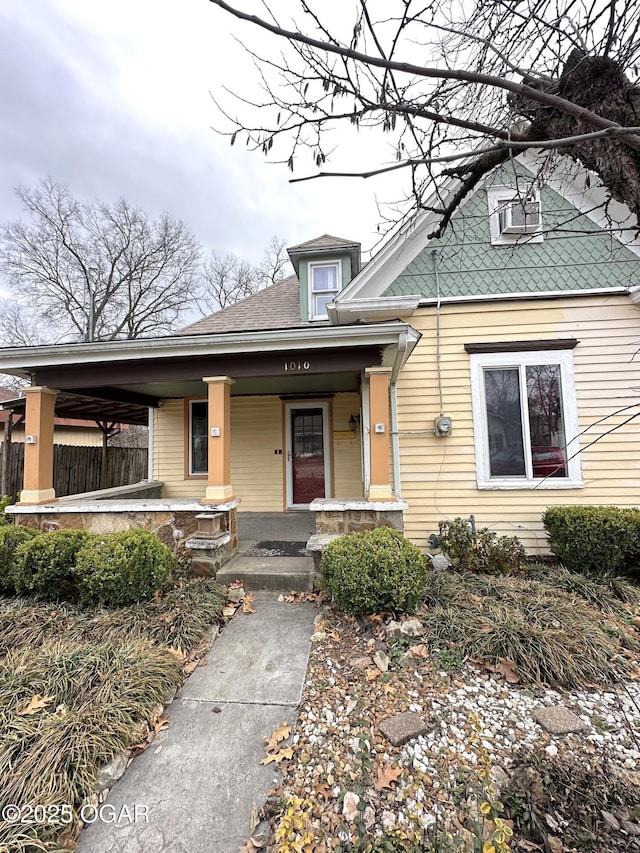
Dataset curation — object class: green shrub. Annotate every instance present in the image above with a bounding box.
[76,529,173,607]
[543,505,640,577]
[320,527,427,616]
[16,529,96,601]
[0,495,13,526]
[0,525,38,594]
[439,517,526,574]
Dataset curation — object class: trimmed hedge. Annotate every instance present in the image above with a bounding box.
[76,529,173,607]
[16,529,96,600]
[0,525,38,594]
[320,527,428,616]
[543,505,640,577]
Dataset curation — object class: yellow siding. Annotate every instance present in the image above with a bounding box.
[397,294,640,554]
[154,392,366,507]
[332,392,364,498]
[11,426,103,447]
[231,397,284,511]
[153,399,200,499]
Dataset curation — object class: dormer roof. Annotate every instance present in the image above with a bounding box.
[287,234,361,277]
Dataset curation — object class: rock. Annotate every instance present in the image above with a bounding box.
[363,806,375,829]
[386,620,403,639]
[430,553,451,571]
[489,766,510,796]
[349,656,373,670]
[162,686,177,705]
[311,631,327,642]
[532,705,590,735]
[456,828,475,853]
[398,651,416,670]
[400,618,425,637]
[381,810,395,831]
[379,711,429,746]
[95,751,129,792]
[342,791,360,822]
[227,586,245,603]
[373,650,390,672]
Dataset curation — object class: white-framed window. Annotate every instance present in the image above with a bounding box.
[309,260,341,319]
[487,185,543,246]
[189,400,208,476]
[469,349,582,489]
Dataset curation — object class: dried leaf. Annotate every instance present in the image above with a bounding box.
[495,658,519,683]
[382,683,396,697]
[547,837,563,853]
[264,721,291,751]
[153,715,170,735]
[242,593,256,614]
[259,747,293,765]
[365,668,381,681]
[409,644,429,659]
[18,694,53,716]
[373,763,403,791]
[250,804,259,833]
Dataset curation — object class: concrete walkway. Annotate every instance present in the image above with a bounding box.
[77,596,316,853]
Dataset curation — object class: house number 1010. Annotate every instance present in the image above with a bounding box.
[284,361,310,371]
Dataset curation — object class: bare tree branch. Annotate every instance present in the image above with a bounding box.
[207,0,640,235]
[0,179,202,343]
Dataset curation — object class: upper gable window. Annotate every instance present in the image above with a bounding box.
[487,186,543,246]
[309,260,341,320]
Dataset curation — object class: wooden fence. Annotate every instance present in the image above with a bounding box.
[0,444,148,500]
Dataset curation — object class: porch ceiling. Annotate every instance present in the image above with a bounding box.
[122,372,360,398]
[1,390,150,426]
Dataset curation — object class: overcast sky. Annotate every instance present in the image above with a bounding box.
[0,0,400,265]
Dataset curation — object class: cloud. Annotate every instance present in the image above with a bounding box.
[0,0,392,265]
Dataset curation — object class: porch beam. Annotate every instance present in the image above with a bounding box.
[365,367,394,501]
[18,386,58,505]
[202,376,235,503]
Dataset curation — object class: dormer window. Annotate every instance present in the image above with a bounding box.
[487,186,543,245]
[310,260,341,319]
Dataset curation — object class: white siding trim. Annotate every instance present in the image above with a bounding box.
[469,349,583,490]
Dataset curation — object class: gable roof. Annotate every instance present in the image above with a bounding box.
[336,152,640,312]
[177,275,324,335]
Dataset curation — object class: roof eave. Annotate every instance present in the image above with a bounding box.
[0,321,418,375]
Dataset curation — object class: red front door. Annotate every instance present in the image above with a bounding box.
[291,408,326,504]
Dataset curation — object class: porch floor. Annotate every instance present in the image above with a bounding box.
[236,511,315,546]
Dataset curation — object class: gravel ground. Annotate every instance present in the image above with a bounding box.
[262,603,640,853]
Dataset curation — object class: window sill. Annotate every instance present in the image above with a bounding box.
[477,478,584,490]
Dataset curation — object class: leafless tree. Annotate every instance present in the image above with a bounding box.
[208,0,640,237]
[196,234,291,314]
[0,178,202,343]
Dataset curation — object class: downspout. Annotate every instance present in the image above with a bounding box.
[147,407,154,481]
[390,332,408,498]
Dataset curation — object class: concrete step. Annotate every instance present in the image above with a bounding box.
[216,554,315,592]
